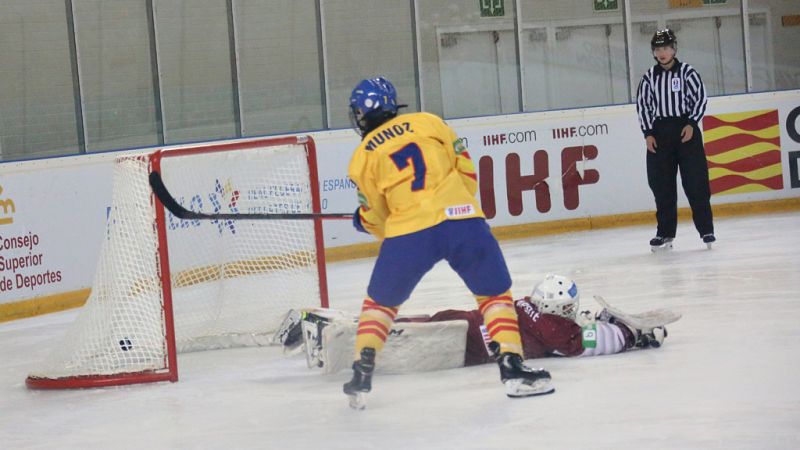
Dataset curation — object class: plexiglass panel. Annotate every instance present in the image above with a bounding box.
[155,0,237,143]
[417,0,520,118]
[0,0,797,161]
[748,0,800,92]
[235,0,325,135]
[630,0,747,96]
[0,0,80,160]
[74,0,160,152]
[519,0,629,111]
[322,0,418,129]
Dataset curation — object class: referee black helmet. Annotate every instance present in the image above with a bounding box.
[651,29,677,50]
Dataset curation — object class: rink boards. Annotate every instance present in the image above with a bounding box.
[0,89,798,317]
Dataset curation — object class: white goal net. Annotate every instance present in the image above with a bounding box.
[27,136,328,388]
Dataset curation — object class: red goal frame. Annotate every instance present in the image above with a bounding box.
[26,136,330,389]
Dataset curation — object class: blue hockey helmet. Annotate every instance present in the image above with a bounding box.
[349,77,400,136]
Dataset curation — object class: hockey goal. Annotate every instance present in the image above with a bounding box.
[27,136,331,389]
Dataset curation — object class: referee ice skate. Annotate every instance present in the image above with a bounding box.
[636,28,716,251]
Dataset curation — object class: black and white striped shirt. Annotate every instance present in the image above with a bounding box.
[635,59,708,137]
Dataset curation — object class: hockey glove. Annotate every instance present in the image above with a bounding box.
[596,308,667,349]
[633,327,667,349]
[352,207,368,233]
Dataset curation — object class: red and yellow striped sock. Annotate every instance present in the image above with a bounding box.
[476,290,523,356]
[354,297,399,359]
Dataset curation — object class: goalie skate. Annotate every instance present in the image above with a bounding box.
[301,316,329,369]
[272,310,304,354]
[273,309,336,360]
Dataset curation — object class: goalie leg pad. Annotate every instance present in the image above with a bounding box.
[316,319,469,374]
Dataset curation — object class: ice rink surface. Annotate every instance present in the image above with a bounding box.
[2,212,798,449]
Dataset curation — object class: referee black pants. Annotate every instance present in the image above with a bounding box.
[646,118,714,239]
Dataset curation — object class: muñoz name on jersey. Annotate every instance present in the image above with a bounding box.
[364,122,414,151]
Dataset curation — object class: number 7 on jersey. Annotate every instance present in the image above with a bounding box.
[389,143,427,191]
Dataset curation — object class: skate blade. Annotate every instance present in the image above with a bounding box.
[348,392,367,410]
[706,242,713,250]
[650,244,673,253]
[505,378,555,398]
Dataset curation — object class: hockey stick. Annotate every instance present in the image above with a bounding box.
[148,171,353,220]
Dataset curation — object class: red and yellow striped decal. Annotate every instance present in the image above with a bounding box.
[703,109,783,195]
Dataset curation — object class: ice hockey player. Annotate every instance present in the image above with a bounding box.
[427,274,672,364]
[343,76,551,408]
[276,274,677,375]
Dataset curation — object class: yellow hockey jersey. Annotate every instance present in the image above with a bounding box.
[348,112,483,239]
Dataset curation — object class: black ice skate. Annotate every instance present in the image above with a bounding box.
[343,347,376,410]
[702,234,716,250]
[649,236,674,252]
[497,352,555,398]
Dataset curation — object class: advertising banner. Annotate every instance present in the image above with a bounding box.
[1,90,798,307]
[0,157,114,304]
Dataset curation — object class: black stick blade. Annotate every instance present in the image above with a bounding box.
[149,171,197,219]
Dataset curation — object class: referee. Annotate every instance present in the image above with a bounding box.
[636,28,715,252]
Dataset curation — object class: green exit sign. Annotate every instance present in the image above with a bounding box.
[480,0,504,17]
[594,0,619,11]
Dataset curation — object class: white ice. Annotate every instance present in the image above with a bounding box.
[2,213,799,449]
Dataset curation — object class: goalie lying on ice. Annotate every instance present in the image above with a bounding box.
[274,274,680,374]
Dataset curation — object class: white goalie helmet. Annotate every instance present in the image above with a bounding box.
[530,274,580,320]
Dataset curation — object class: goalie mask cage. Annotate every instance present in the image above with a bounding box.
[26,136,329,389]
